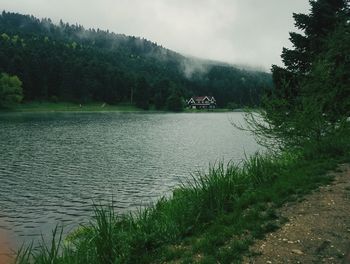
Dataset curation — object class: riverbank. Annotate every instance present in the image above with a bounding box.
[15,128,350,263]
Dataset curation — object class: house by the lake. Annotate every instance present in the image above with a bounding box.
[187,96,216,109]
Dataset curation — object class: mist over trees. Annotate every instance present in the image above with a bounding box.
[0,11,272,109]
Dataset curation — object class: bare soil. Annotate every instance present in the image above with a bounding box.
[244,164,350,264]
[0,228,13,264]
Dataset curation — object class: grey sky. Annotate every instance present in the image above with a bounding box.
[1,0,310,71]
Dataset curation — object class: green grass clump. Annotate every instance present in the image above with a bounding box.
[16,129,350,263]
[3,101,143,112]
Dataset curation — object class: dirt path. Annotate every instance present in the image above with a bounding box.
[244,164,350,264]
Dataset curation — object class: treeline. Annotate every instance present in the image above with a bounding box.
[0,11,272,109]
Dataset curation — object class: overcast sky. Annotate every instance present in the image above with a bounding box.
[2,0,310,71]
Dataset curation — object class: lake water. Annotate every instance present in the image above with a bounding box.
[0,112,261,248]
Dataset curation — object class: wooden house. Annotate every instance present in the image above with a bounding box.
[187,96,216,109]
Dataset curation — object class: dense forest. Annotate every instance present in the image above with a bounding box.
[0,11,272,109]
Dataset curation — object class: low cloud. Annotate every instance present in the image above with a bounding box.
[1,0,310,71]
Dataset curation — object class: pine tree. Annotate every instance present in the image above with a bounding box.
[253,0,349,148]
[272,0,348,97]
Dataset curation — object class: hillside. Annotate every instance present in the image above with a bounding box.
[0,11,272,109]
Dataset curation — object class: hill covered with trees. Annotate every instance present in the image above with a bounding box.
[0,11,272,109]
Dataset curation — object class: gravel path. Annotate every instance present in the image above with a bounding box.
[244,164,350,264]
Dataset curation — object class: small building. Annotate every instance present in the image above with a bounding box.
[187,96,216,109]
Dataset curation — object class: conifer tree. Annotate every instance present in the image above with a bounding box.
[272,0,348,98]
[251,0,349,148]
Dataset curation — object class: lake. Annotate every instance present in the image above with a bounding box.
[0,112,261,248]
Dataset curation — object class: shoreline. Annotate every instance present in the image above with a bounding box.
[0,102,238,114]
[0,102,144,113]
[0,103,237,115]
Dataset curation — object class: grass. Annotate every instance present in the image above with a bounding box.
[2,101,144,112]
[15,128,350,263]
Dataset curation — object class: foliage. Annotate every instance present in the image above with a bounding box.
[0,72,23,107]
[0,11,272,108]
[245,0,349,149]
[226,101,241,110]
[166,89,184,112]
[134,77,150,110]
[302,22,350,122]
[153,79,172,110]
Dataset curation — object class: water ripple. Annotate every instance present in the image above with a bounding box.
[0,112,261,248]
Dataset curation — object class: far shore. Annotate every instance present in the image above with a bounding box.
[0,101,242,113]
[1,102,144,113]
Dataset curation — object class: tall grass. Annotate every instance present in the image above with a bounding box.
[16,227,63,264]
[16,130,350,263]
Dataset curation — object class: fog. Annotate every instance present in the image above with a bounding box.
[1,0,310,71]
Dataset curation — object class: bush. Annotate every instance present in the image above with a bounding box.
[0,72,23,108]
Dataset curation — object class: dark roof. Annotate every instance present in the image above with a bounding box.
[194,96,206,101]
[188,96,216,105]
[191,96,215,102]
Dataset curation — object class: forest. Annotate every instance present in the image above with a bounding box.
[0,11,272,110]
